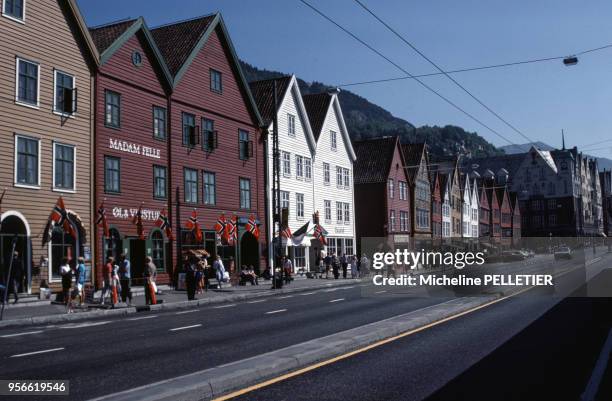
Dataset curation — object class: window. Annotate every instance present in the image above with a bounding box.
[104,90,120,128]
[51,226,75,281]
[323,163,330,185]
[184,168,198,203]
[324,200,331,222]
[330,130,337,151]
[417,208,429,229]
[153,106,167,139]
[15,135,39,187]
[345,239,354,256]
[240,178,251,209]
[202,118,216,151]
[400,211,409,232]
[151,230,165,271]
[16,58,38,106]
[336,201,344,223]
[239,130,252,160]
[305,158,312,181]
[210,69,222,93]
[104,156,120,193]
[343,202,350,223]
[282,152,291,176]
[327,238,337,256]
[388,179,394,199]
[389,210,396,232]
[53,143,75,190]
[336,166,343,187]
[182,113,197,146]
[399,181,407,200]
[281,191,290,211]
[296,193,304,219]
[153,165,167,199]
[296,155,304,179]
[287,114,295,136]
[549,214,557,226]
[343,168,350,188]
[3,0,24,21]
[203,172,216,205]
[547,199,556,209]
[294,247,306,268]
[54,71,75,115]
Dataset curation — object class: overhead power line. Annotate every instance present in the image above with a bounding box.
[353,0,535,147]
[298,0,518,148]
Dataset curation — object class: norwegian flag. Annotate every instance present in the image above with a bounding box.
[314,224,327,245]
[281,225,292,239]
[185,209,203,242]
[132,203,145,240]
[245,214,260,240]
[50,197,76,238]
[155,208,174,240]
[215,213,227,242]
[96,201,109,238]
[226,215,238,246]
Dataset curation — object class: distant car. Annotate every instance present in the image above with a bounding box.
[521,249,535,258]
[554,246,572,260]
[501,250,527,262]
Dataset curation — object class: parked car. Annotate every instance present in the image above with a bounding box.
[501,250,527,262]
[554,246,572,260]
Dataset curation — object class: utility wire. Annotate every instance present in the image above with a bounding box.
[353,0,535,147]
[298,0,518,147]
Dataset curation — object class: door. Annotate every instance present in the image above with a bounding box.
[240,232,259,274]
[129,239,146,285]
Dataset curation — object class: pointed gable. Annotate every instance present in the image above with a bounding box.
[402,143,427,184]
[302,93,333,141]
[353,136,399,184]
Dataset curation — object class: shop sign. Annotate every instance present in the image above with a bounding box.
[112,206,160,221]
[109,138,161,159]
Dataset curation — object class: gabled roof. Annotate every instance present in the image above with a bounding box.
[353,136,399,185]
[88,17,173,87]
[249,75,317,153]
[463,153,524,183]
[302,93,333,141]
[65,0,100,67]
[439,173,449,198]
[401,143,428,184]
[150,13,262,126]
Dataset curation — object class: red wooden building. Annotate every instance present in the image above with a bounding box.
[430,172,442,238]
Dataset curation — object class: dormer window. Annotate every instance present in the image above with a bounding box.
[3,0,24,22]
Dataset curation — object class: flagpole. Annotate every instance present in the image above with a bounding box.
[272,79,283,289]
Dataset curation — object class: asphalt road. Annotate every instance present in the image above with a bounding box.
[230,269,612,401]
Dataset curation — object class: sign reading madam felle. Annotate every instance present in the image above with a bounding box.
[109,138,161,159]
[112,207,160,221]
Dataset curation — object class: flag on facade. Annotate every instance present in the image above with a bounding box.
[281,225,292,239]
[50,197,76,238]
[132,203,145,240]
[215,213,227,242]
[96,201,109,238]
[185,208,203,242]
[226,214,238,246]
[245,214,259,240]
[155,208,174,240]
[314,224,327,245]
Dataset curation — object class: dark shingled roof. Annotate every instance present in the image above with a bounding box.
[89,19,137,54]
[302,93,332,140]
[401,143,426,183]
[151,14,216,76]
[353,137,398,185]
[461,154,524,184]
[248,76,293,127]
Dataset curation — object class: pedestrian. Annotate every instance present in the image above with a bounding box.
[6,251,23,304]
[324,253,331,279]
[111,259,120,306]
[185,256,197,301]
[144,256,157,305]
[60,257,72,308]
[75,257,86,306]
[248,265,259,285]
[341,253,348,279]
[282,256,293,284]
[360,254,370,277]
[350,255,358,279]
[332,253,340,279]
[118,253,132,305]
[100,256,114,306]
[195,258,205,294]
[213,254,226,289]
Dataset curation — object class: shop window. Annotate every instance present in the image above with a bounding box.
[151,230,165,271]
[50,226,75,281]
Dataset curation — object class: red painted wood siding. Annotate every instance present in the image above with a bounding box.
[387,144,411,234]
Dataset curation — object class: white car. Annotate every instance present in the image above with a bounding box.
[554,246,572,260]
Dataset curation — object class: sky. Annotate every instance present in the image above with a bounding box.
[78,0,612,159]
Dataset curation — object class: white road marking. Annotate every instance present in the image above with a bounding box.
[126,315,158,321]
[59,321,111,329]
[265,309,287,315]
[247,299,266,304]
[175,309,200,315]
[169,324,202,332]
[10,347,64,358]
[324,288,338,292]
[1,330,43,338]
[278,295,293,299]
[213,304,236,309]
[329,298,345,303]
[375,290,387,294]
[300,292,315,296]
[340,286,355,290]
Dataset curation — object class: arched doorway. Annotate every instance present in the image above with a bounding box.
[50,226,76,281]
[0,212,31,293]
[240,232,259,274]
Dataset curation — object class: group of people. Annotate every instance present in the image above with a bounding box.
[58,256,87,313]
[184,254,228,300]
[314,252,357,279]
[100,254,158,308]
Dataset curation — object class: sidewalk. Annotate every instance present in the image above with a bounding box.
[0,276,362,328]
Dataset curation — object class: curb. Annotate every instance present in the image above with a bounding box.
[0,280,361,329]
[89,295,499,401]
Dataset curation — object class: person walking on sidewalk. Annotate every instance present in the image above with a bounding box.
[350,255,358,279]
[118,253,132,306]
[332,253,340,279]
[144,256,157,305]
[282,256,293,284]
[6,251,23,304]
[341,253,348,279]
[213,255,226,289]
[75,257,86,306]
[185,256,197,301]
[59,257,72,307]
[100,256,114,306]
[324,253,331,279]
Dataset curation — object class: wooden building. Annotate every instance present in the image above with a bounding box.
[402,143,432,242]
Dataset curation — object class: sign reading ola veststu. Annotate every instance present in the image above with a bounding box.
[112,206,160,221]
[109,138,161,159]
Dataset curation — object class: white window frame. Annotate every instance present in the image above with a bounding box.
[52,141,76,193]
[330,130,337,151]
[53,69,76,117]
[296,193,304,220]
[343,202,350,224]
[324,200,332,223]
[296,155,304,180]
[2,0,26,23]
[343,168,350,189]
[282,151,291,177]
[14,133,41,189]
[15,57,40,108]
[280,191,290,211]
[336,201,344,223]
[304,158,312,181]
[323,163,330,185]
[336,166,343,188]
[287,113,295,136]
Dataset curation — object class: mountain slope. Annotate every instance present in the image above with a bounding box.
[240,61,502,159]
